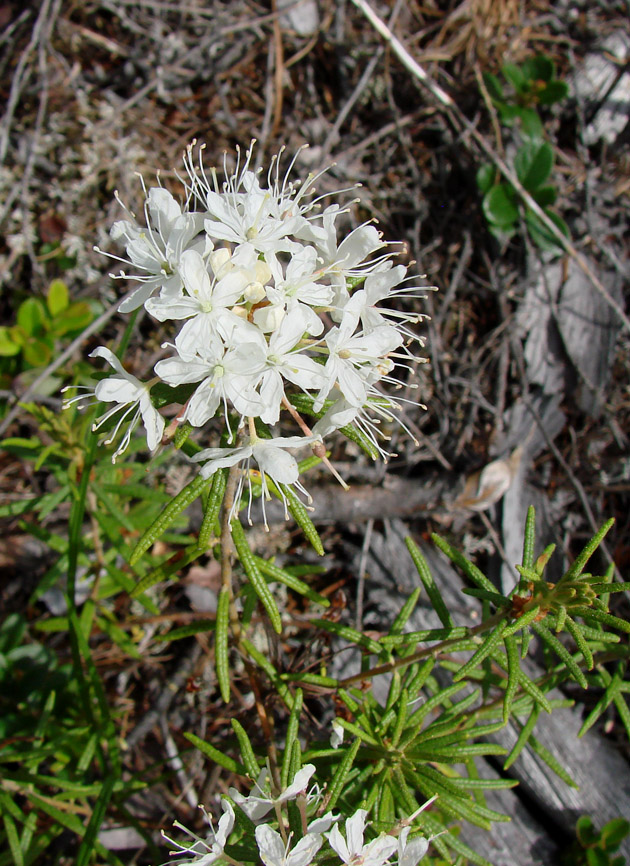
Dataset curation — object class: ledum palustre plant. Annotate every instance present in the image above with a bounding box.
[1,142,629,866]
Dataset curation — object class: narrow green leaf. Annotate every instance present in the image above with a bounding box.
[503,605,541,637]
[454,622,507,683]
[532,622,587,688]
[522,507,536,569]
[231,719,260,779]
[197,468,227,549]
[155,619,215,642]
[130,475,211,565]
[1,814,22,866]
[254,557,329,607]
[281,671,338,688]
[313,619,382,654]
[282,482,324,555]
[406,537,454,627]
[231,518,281,633]
[529,733,578,787]
[76,775,116,866]
[131,542,201,596]
[612,691,630,740]
[563,616,593,669]
[504,704,540,769]
[391,587,422,635]
[184,732,247,775]
[216,588,231,703]
[281,689,304,789]
[325,737,361,812]
[241,638,294,709]
[462,588,508,607]
[517,669,552,713]
[563,520,615,583]
[503,633,520,724]
[380,626,468,647]
[432,534,497,593]
[588,582,630,594]
[573,606,630,634]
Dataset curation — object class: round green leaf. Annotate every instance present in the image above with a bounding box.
[538,80,569,105]
[532,185,557,207]
[525,208,570,253]
[483,184,519,227]
[0,326,21,356]
[519,108,544,140]
[17,298,47,337]
[22,338,53,367]
[52,301,93,335]
[497,103,522,126]
[576,816,598,847]
[482,71,504,102]
[476,163,496,194]
[515,141,554,191]
[521,55,554,83]
[502,62,526,93]
[601,818,630,850]
[47,279,69,316]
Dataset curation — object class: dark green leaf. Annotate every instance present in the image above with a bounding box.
[184,732,247,775]
[538,80,569,105]
[515,142,554,191]
[502,63,526,92]
[519,108,544,140]
[525,208,570,253]
[17,298,46,337]
[482,184,519,227]
[476,164,496,195]
[482,72,504,101]
[521,55,554,83]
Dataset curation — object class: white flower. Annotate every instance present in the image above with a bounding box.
[155,334,266,428]
[192,433,316,526]
[161,799,234,866]
[330,719,345,749]
[256,307,326,425]
[229,764,317,823]
[105,187,206,313]
[395,827,429,866]
[327,810,397,866]
[63,346,164,461]
[314,304,402,411]
[145,249,251,352]
[255,825,323,866]
[185,143,325,257]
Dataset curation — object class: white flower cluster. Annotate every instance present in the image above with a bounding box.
[162,764,435,866]
[67,143,428,515]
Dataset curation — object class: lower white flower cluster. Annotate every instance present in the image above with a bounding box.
[162,764,435,866]
[67,143,429,515]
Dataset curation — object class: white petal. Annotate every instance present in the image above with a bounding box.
[287,833,323,866]
[256,825,285,866]
[346,810,368,856]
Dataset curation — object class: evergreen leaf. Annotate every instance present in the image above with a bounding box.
[454,622,508,682]
[130,475,211,565]
[184,733,247,775]
[231,518,282,633]
[216,587,231,703]
[532,622,587,688]
[432,534,497,593]
[504,704,540,769]
[406,537,454,626]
